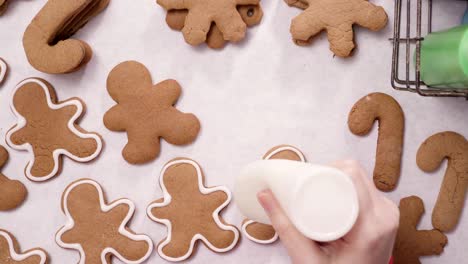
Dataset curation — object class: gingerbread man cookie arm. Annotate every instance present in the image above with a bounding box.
[147,159,240,262]
[5,78,103,182]
[0,230,48,263]
[56,179,153,264]
[353,1,388,31]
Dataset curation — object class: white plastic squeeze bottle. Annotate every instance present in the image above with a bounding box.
[234,159,359,242]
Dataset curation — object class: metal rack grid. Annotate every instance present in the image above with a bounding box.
[391,0,468,99]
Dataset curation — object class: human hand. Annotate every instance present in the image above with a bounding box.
[258,160,399,264]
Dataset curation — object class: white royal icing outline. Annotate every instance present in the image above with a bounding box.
[147,159,240,262]
[241,145,306,244]
[0,230,47,263]
[5,78,103,182]
[0,58,7,84]
[55,179,154,264]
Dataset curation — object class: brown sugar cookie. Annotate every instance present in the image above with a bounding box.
[147,158,239,262]
[56,179,153,264]
[165,4,263,49]
[241,145,306,244]
[417,131,468,232]
[103,61,200,164]
[157,0,261,46]
[285,0,388,57]
[393,196,448,264]
[0,229,48,264]
[348,93,404,192]
[22,0,110,74]
[6,78,103,182]
[0,146,27,211]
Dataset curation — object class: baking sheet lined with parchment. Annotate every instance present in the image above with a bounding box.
[0,0,467,263]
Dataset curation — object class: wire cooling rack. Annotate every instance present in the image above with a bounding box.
[390,0,468,99]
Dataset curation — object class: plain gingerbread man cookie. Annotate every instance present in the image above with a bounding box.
[285,0,388,57]
[104,61,200,164]
[0,145,27,211]
[241,145,306,244]
[147,158,239,262]
[56,179,153,264]
[0,229,48,264]
[6,78,103,181]
[393,196,448,264]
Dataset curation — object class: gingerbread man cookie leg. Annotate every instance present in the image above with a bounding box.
[393,196,448,264]
[0,229,48,264]
[56,179,153,264]
[0,58,7,85]
[6,78,103,181]
[104,61,200,164]
[241,145,306,244]
[147,158,239,262]
[417,131,468,232]
[0,146,27,211]
[348,93,404,192]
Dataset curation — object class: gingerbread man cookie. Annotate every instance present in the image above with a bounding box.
[393,196,448,264]
[242,145,306,244]
[23,0,110,74]
[0,145,27,211]
[285,0,388,57]
[0,229,48,264]
[147,158,239,261]
[417,131,468,232]
[0,0,9,15]
[165,4,263,49]
[348,92,404,192]
[6,78,103,181]
[56,179,153,264]
[0,58,7,85]
[157,0,261,46]
[104,61,200,164]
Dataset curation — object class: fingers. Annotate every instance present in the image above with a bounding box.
[257,189,328,264]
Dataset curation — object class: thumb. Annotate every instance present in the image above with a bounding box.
[258,189,328,264]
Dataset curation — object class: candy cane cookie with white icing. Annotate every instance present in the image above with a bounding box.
[6,78,103,181]
[56,179,153,264]
[147,158,240,262]
[241,145,306,244]
[0,229,48,264]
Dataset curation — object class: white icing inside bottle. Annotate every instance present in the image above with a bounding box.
[234,159,359,242]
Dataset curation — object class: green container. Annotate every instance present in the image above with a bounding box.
[420,25,468,88]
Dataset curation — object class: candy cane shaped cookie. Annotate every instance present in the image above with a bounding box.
[417,131,468,232]
[348,93,404,192]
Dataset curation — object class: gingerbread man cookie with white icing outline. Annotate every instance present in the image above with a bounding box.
[0,229,48,264]
[241,145,306,244]
[6,78,103,181]
[147,158,239,262]
[56,179,153,264]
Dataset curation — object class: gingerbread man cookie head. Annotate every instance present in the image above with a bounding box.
[287,0,388,57]
[417,131,468,232]
[56,179,153,264]
[104,61,200,164]
[147,159,239,262]
[0,229,48,264]
[6,78,103,181]
[0,146,27,211]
